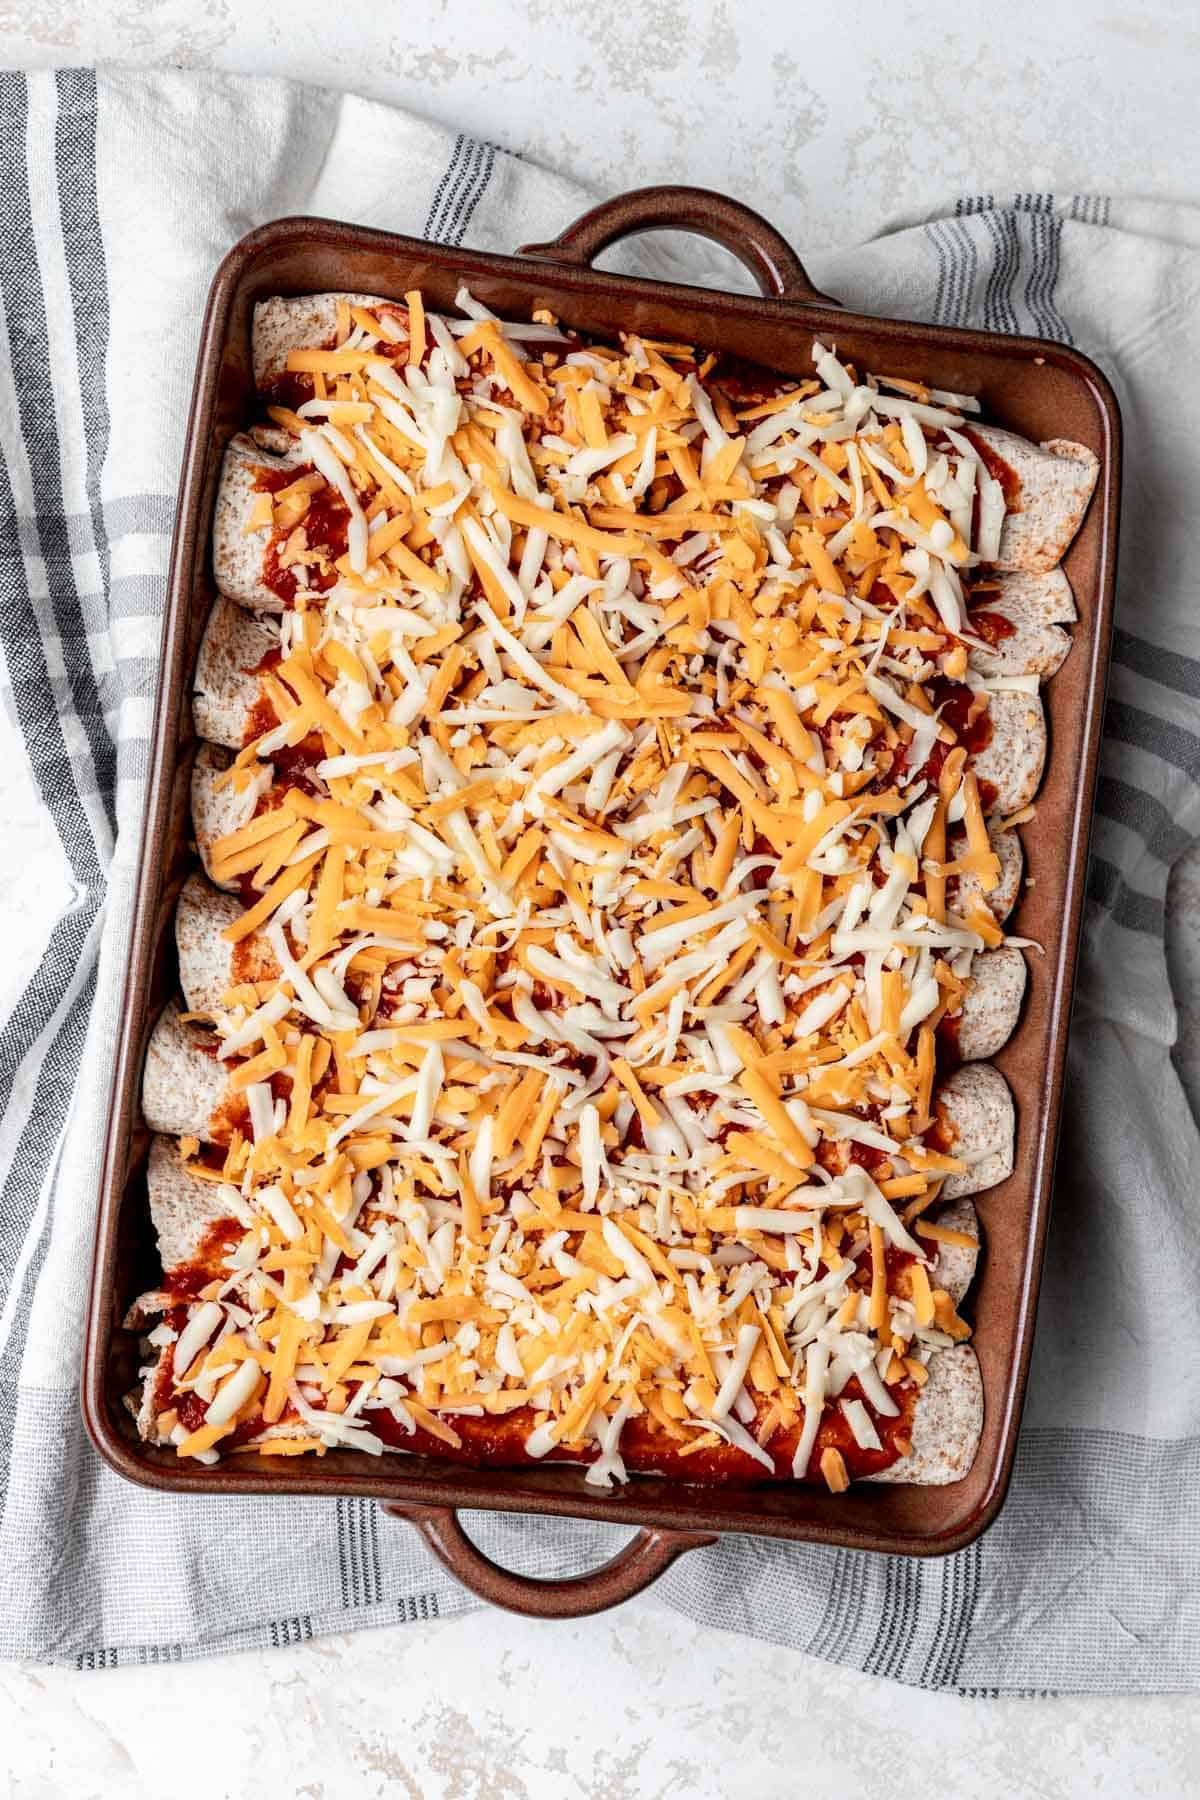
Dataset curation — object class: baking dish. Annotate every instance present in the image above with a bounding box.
[83,184,1121,1618]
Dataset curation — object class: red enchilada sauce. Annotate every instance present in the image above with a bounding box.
[171,1371,918,1483]
[252,465,349,606]
[886,678,995,804]
[935,1008,964,1073]
[259,370,316,413]
[928,678,991,755]
[148,1393,915,1481]
[967,608,1016,648]
[352,1382,919,1483]
[172,1391,263,1450]
[962,426,1022,510]
[162,1220,241,1301]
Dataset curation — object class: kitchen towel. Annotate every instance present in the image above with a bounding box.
[2,67,1198,1693]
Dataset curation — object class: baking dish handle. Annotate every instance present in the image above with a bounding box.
[518,183,835,305]
[382,1503,715,1619]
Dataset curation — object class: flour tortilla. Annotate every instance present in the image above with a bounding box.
[968,568,1075,681]
[191,742,252,892]
[955,946,1027,1061]
[927,1196,981,1308]
[989,564,1078,625]
[970,425,1099,572]
[971,689,1047,815]
[937,1063,1015,1199]
[211,433,307,612]
[145,1132,237,1273]
[141,1001,239,1144]
[176,871,278,1015]
[948,826,1023,923]
[896,1197,979,1309]
[253,292,389,390]
[867,1345,983,1486]
[193,594,278,749]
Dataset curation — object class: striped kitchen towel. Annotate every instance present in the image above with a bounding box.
[2,67,1199,1692]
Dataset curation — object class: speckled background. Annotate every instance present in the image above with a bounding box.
[2,3,1200,1794]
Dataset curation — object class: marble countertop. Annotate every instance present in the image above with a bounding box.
[2,1,1199,1793]
[2,0,1198,249]
[3,1599,1200,1799]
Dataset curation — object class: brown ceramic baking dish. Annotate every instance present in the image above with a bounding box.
[82,184,1121,1618]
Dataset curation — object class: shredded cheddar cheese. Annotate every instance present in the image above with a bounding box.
[144,291,1018,1488]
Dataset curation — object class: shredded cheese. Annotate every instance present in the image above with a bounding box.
[144,302,1030,1489]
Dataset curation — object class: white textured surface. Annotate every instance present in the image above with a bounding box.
[0,0,1198,245]
[2,0,1200,1791]
[3,1600,1200,1799]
